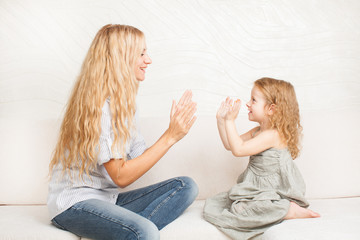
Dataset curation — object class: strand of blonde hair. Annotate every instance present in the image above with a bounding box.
[49,24,145,179]
[255,77,302,159]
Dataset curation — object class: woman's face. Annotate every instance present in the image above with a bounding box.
[134,48,152,81]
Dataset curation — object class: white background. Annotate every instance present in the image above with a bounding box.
[1,0,360,202]
[1,0,359,119]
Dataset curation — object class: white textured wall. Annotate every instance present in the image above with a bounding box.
[1,0,360,202]
[1,0,359,118]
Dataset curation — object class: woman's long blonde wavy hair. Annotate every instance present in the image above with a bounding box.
[254,77,302,159]
[49,24,145,178]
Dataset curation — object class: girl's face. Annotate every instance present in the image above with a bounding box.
[246,86,270,123]
[134,47,152,81]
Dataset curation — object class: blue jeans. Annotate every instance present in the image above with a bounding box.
[52,176,198,240]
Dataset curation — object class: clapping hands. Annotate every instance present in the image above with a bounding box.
[217,97,241,121]
[167,90,197,144]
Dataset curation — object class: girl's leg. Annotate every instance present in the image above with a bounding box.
[284,201,320,220]
[52,199,159,240]
[116,176,198,230]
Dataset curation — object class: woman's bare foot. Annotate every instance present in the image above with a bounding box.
[284,202,320,220]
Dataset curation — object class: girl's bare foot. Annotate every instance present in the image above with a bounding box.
[284,202,320,220]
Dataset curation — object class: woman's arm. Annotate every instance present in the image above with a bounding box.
[104,90,197,188]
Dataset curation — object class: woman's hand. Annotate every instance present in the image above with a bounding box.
[170,90,192,117]
[166,90,197,145]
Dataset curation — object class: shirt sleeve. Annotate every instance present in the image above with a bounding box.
[97,99,147,165]
[97,99,122,165]
[128,130,147,159]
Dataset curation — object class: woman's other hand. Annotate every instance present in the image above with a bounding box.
[166,90,197,145]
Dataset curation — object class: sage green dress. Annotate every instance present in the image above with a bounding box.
[203,148,309,240]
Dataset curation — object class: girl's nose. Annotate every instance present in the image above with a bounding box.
[246,101,250,108]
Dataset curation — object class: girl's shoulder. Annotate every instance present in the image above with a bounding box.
[251,127,277,138]
[250,126,261,138]
[255,128,286,149]
[264,129,287,149]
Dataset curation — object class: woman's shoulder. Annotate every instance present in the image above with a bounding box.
[101,98,111,115]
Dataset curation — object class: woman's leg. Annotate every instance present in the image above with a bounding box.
[52,199,159,240]
[116,176,198,230]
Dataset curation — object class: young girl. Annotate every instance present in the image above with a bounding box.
[203,77,320,240]
[48,24,198,240]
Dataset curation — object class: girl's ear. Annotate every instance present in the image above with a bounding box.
[267,104,276,115]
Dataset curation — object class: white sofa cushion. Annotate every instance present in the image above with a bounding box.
[0,205,78,240]
[263,197,360,240]
[1,197,360,240]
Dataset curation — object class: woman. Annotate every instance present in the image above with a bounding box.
[48,24,198,240]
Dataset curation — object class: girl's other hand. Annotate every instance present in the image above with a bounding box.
[225,99,241,121]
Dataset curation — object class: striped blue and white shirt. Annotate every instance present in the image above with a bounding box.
[47,99,147,219]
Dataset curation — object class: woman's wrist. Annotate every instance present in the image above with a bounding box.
[162,129,178,147]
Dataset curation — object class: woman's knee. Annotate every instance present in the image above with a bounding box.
[100,217,159,240]
[134,218,160,240]
[177,176,199,202]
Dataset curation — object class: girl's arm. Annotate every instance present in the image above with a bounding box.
[224,99,278,157]
[217,97,258,150]
[225,120,278,157]
[216,98,231,150]
[104,90,197,188]
[217,120,230,150]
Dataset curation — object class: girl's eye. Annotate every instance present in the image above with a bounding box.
[141,53,145,57]
[252,98,256,102]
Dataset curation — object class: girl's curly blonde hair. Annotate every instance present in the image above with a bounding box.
[49,24,145,178]
[254,77,302,159]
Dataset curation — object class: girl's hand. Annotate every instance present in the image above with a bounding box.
[225,99,241,121]
[216,97,230,121]
[167,90,197,145]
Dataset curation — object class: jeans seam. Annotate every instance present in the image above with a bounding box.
[51,218,66,230]
[147,178,185,219]
[70,205,140,239]
[119,177,184,206]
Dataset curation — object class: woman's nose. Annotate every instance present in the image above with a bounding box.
[145,54,152,64]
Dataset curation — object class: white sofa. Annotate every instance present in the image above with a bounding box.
[1,110,360,240]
